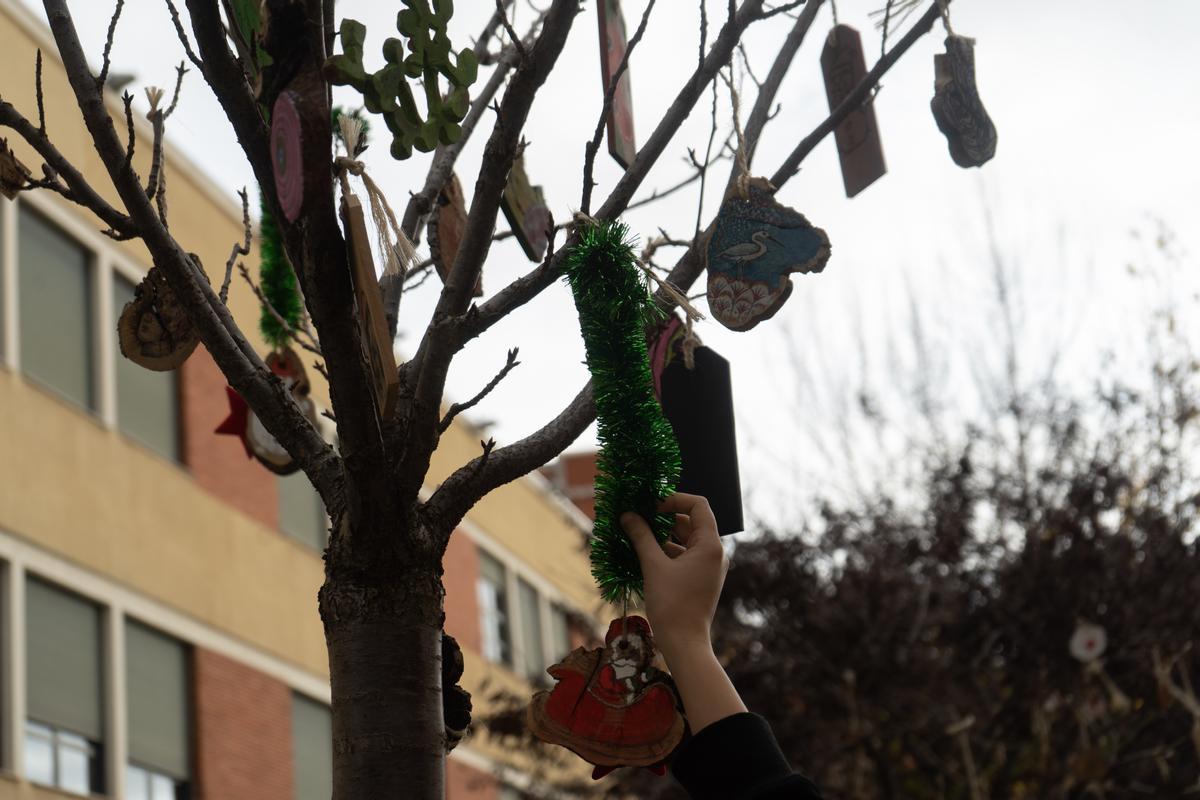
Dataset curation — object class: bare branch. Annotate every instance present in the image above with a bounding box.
[494,0,527,63]
[580,0,657,214]
[771,0,947,186]
[222,188,251,303]
[439,348,520,433]
[238,263,323,358]
[164,62,188,120]
[626,145,732,211]
[163,0,204,72]
[96,0,124,90]
[758,0,807,19]
[121,91,135,169]
[35,49,45,135]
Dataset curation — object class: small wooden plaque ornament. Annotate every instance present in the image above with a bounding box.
[117,265,202,371]
[528,616,685,778]
[500,154,552,263]
[428,173,481,296]
[340,193,400,419]
[705,177,830,332]
[931,35,997,168]
[597,0,637,169]
[820,24,887,198]
[271,92,305,222]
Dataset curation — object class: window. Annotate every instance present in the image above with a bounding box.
[518,578,544,681]
[292,694,332,800]
[500,786,526,800]
[477,552,512,666]
[279,471,327,551]
[113,276,181,460]
[548,604,572,661]
[25,577,105,795]
[126,621,191,799]
[18,204,93,409]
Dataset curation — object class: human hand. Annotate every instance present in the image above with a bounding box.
[620,493,727,662]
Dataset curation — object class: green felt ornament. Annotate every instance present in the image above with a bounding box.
[258,189,302,350]
[563,221,682,604]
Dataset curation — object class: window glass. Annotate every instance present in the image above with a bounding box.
[113,275,180,460]
[24,722,54,785]
[18,204,92,408]
[279,471,327,551]
[126,620,190,781]
[476,552,511,665]
[549,604,572,661]
[24,721,103,796]
[292,694,332,800]
[26,577,103,739]
[518,578,544,681]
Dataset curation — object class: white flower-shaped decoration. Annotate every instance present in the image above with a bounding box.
[1070,621,1108,663]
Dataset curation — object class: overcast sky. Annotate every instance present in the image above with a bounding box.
[19,0,1200,525]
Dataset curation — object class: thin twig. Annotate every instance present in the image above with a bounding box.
[96,0,124,90]
[121,91,135,169]
[164,62,188,119]
[758,0,807,19]
[238,263,323,358]
[694,80,721,237]
[164,0,204,72]
[495,0,527,63]
[35,49,45,135]
[440,348,521,433]
[580,0,657,214]
[222,188,252,303]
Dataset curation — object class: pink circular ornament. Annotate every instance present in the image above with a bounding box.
[271,93,304,222]
[1069,621,1107,663]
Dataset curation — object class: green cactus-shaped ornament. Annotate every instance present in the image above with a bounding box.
[324,0,478,161]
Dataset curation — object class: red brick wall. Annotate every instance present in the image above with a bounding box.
[542,452,597,519]
[443,530,482,655]
[192,648,296,800]
[179,347,278,529]
[447,757,499,800]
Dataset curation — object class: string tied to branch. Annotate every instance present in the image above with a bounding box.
[335,116,416,279]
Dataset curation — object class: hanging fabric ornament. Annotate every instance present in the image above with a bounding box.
[651,317,744,535]
[428,172,481,296]
[118,261,206,371]
[596,0,637,168]
[705,177,831,331]
[500,154,553,262]
[820,23,887,197]
[529,616,685,779]
[215,347,318,474]
[929,1,997,168]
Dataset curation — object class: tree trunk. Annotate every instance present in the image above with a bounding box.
[320,559,446,799]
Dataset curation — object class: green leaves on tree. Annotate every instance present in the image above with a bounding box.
[324,1,479,161]
[563,221,682,604]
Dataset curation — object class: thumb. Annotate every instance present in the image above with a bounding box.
[620,512,668,572]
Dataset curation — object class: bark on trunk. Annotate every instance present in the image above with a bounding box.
[321,567,446,798]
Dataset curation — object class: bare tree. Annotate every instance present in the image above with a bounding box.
[0,0,953,795]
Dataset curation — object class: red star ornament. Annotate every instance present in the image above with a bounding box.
[214,386,252,457]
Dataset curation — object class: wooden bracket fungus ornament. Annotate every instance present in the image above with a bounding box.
[820,24,886,198]
[500,155,552,262]
[117,264,203,371]
[0,138,31,199]
[429,172,481,297]
[929,2,997,168]
[705,177,830,332]
[442,634,472,753]
[528,616,685,779]
[215,347,318,475]
[597,0,637,169]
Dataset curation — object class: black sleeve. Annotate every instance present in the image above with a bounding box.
[671,713,823,800]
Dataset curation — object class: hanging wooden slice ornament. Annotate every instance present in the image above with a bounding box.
[597,0,637,169]
[705,177,830,332]
[215,347,318,475]
[651,318,744,535]
[271,92,306,222]
[117,265,202,371]
[820,24,887,197]
[500,154,552,262]
[931,35,997,168]
[428,173,481,296]
[528,616,685,779]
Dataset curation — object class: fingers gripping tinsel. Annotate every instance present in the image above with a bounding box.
[563,221,681,603]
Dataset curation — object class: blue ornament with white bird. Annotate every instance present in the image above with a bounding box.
[704,177,831,331]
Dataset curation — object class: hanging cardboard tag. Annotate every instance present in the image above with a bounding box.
[654,322,744,536]
[428,173,481,296]
[705,176,830,332]
[340,194,400,419]
[820,24,887,197]
[597,0,637,169]
[500,154,552,262]
[931,35,997,168]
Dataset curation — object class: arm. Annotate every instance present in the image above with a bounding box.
[621,494,822,799]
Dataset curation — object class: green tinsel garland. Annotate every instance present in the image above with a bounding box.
[258,189,302,350]
[563,221,682,604]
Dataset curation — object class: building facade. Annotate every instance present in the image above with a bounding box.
[0,2,602,797]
